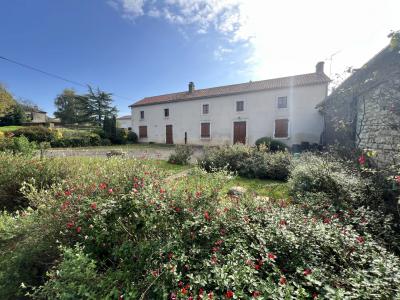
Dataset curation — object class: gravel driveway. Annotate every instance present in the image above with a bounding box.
[45,145,204,162]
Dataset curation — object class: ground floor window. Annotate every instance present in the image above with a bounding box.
[201,122,210,138]
[139,126,147,138]
[274,119,289,138]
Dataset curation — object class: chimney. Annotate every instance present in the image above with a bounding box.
[316,61,324,74]
[188,81,195,93]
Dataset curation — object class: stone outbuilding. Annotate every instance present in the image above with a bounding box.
[320,33,400,166]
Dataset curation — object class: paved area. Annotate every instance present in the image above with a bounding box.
[45,145,204,162]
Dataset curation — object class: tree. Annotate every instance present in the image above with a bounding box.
[54,89,84,124]
[82,86,117,126]
[0,84,16,117]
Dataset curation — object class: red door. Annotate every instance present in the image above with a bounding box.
[166,125,173,144]
[233,121,246,144]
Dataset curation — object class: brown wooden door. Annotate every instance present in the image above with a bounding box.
[233,121,246,144]
[166,125,173,144]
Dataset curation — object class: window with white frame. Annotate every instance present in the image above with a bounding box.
[236,100,244,112]
[277,96,288,109]
[202,104,209,114]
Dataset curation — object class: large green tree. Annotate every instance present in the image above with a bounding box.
[54,89,84,124]
[80,86,117,126]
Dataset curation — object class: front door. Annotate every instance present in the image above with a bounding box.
[166,125,173,144]
[233,121,246,144]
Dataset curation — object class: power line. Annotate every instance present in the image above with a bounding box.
[0,55,132,101]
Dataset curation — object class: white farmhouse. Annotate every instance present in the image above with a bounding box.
[117,115,133,130]
[130,62,330,146]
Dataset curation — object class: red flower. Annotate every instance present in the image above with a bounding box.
[323,217,331,224]
[66,221,74,229]
[225,290,234,298]
[160,188,166,194]
[254,264,261,270]
[279,219,287,226]
[303,268,312,276]
[279,276,287,285]
[90,202,97,209]
[252,291,261,298]
[208,292,213,299]
[76,226,82,233]
[61,201,70,210]
[64,190,72,196]
[108,188,113,194]
[170,293,177,300]
[204,211,211,221]
[181,288,188,295]
[395,175,400,184]
[356,236,365,244]
[196,191,202,198]
[358,155,366,165]
[268,252,277,260]
[178,281,184,288]
[99,182,107,190]
[312,292,318,299]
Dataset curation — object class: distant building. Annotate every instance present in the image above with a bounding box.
[129,62,330,146]
[23,106,61,127]
[117,115,132,130]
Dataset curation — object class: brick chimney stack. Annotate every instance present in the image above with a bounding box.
[316,61,324,74]
[188,82,195,93]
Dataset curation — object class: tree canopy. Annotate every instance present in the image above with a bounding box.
[0,84,17,117]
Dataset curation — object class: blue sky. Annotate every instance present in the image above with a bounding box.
[0,0,399,116]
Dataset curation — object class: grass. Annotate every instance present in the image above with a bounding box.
[223,176,289,199]
[142,159,192,175]
[0,126,24,132]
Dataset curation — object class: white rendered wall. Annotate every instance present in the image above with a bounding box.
[131,83,327,146]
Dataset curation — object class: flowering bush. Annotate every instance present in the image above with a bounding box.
[1,155,400,299]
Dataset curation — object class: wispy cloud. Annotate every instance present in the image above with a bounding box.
[108,0,400,80]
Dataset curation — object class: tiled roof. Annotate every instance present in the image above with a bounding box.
[130,72,330,107]
[117,115,131,120]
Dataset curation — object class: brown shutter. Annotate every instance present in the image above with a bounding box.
[139,126,147,138]
[274,119,289,138]
[201,123,210,138]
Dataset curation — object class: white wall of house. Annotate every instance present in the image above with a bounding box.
[117,118,133,129]
[131,83,327,146]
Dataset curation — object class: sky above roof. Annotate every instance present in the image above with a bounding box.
[0,0,399,117]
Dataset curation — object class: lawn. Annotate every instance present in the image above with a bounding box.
[50,143,176,150]
[0,125,24,132]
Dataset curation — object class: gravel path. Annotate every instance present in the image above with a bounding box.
[45,146,204,162]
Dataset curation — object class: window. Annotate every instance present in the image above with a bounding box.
[201,122,210,138]
[139,126,147,138]
[128,127,132,131]
[236,100,244,112]
[274,119,289,138]
[140,111,144,119]
[277,96,288,109]
[164,108,169,117]
[202,104,209,114]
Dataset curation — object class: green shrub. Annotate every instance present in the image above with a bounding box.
[110,128,127,145]
[288,153,383,208]
[199,145,291,180]
[255,136,288,152]
[13,126,55,143]
[168,145,193,165]
[50,130,101,147]
[100,138,112,146]
[127,131,138,143]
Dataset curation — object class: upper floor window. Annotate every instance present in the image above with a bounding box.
[236,100,244,112]
[140,111,145,119]
[202,104,209,114]
[277,96,288,109]
[164,108,169,117]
